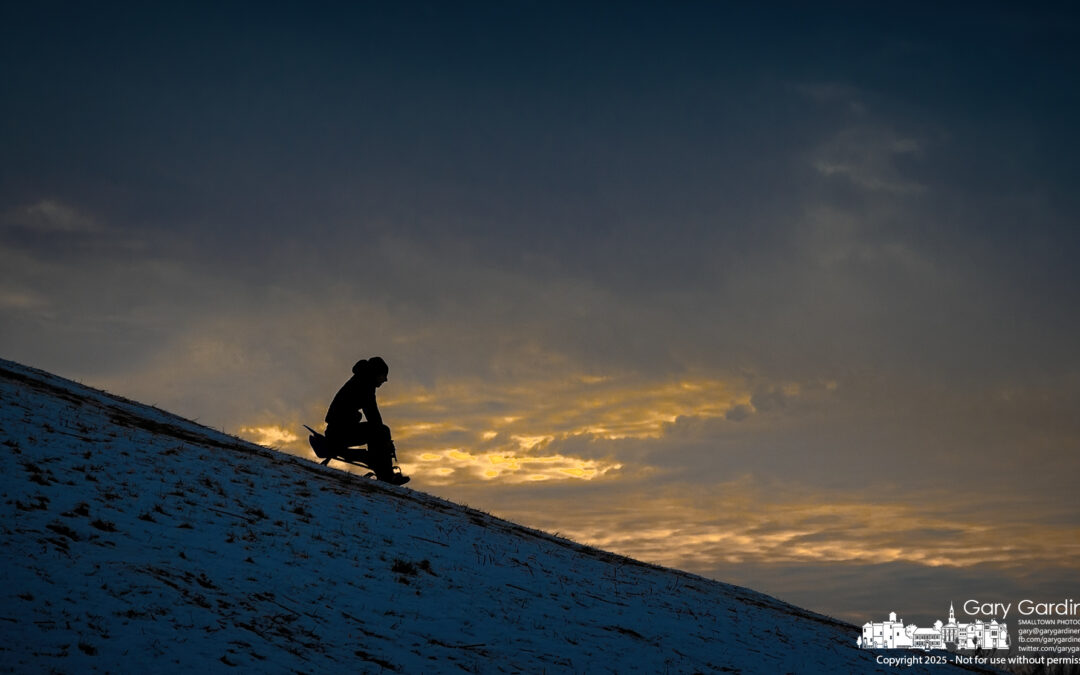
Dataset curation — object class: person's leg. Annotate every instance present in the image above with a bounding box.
[324,423,369,456]
[326,422,407,483]
[359,423,394,474]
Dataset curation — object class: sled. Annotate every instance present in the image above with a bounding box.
[303,425,410,485]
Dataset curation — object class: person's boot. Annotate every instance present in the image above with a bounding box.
[369,440,410,485]
[382,468,410,486]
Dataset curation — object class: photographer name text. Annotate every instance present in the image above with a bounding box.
[964,599,1080,620]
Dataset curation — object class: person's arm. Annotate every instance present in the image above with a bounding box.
[361,388,383,427]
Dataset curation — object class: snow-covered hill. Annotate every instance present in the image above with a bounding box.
[0,359,991,673]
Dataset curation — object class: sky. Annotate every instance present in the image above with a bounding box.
[2,2,1078,627]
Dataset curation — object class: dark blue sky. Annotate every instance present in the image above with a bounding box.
[2,2,1078,626]
[7,3,1076,241]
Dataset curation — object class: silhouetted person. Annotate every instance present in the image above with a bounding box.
[322,357,408,485]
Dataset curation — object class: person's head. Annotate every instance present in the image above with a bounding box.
[369,356,389,387]
[353,356,389,387]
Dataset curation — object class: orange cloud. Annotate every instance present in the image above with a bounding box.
[384,373,756,443]
[496,480,1080,574]
[240,425,300,447]
[361,373,763,484]
[401,448,622,485]
[264,370,822,485]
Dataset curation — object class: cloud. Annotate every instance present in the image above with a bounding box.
[17,200,103,234]
[794,81,867,116]
[724,404,752,422]
[0,287,49,311]
[454,475,1079,623]
[404,448,622,484]
[0,199,136,269]
[750,386,795,413]
[792,83,930,197]
[812,125,927,194]
[375,371,766,467]
[702,559,1061,628]
[239,425,300,447]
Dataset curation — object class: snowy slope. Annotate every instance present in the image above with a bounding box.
[0,359,992,673]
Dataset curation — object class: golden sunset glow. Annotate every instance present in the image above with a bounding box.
[240,425,300,447]
[401,448,622,484]
[384,374,758,445]
[262,372,776,485]
[497,482,1080,575]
